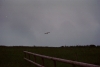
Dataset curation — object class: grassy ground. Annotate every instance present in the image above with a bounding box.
[0,46,100,67]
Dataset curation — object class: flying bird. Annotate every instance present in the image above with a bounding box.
[44,32,50,34]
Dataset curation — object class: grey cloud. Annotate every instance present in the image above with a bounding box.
[0,0,100,46]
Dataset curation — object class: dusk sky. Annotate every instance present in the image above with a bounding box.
[0,0,100,47]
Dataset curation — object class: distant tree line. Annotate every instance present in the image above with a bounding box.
[0,44,100,48]
[60,44,100,48]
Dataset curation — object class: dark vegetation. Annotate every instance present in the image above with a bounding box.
[0,45,100,67]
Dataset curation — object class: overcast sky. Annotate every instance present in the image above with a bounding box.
[0,0,100,47]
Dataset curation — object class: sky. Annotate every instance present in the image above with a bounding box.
[0,0,100,47]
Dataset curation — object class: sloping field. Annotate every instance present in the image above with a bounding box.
[0,46,100,67]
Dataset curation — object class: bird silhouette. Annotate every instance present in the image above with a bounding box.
[44,32,50,34]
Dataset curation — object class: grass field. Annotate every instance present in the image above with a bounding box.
[0,46,100,67]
